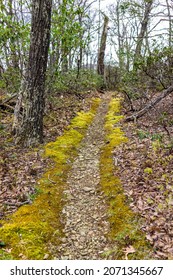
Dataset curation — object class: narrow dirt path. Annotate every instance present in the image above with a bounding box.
[57,92,112,260]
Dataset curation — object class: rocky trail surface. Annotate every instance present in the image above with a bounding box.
[57,92,113,260]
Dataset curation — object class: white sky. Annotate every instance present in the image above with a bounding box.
[88,0,171,64]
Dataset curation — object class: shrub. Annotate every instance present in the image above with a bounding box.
[47,69,103,94]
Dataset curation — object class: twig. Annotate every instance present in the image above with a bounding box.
[48,174,56,184]
[0,103,14,112]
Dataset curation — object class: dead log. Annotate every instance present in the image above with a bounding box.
[125,84,173,122]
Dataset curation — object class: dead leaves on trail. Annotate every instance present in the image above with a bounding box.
[123,246,136,260]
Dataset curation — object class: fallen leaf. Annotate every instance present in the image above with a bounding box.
[123,245,136,260]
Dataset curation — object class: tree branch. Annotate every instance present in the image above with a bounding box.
[125,84,173,122]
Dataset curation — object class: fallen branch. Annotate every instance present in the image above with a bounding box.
[122,90,135,112]
[5,200,31,207]
[48,174,56,184]
[0,190,7,196]
[125,84,173,122]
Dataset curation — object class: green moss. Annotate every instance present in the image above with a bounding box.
[45,129,83,164]
[0,98,101,260]
[152,140,161,152]
[0,249,13,260]
[70,98,101,130]
[100,97,152,260]
[104,98,128,148]
[70,112,94,129]
[144,167,153,174]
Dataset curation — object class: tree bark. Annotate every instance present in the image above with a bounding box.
[97,15,109,78]
[8,0,19,69]
[116,1,125,71]
[12,0,52,147]
[133,0,153,68]
[166,0,172,71]
[125,84,173,122]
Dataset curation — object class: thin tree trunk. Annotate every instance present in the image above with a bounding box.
[166,0,172,70]
[78,14,84,72]
[116,2,125,71]
[12,0,52,147]
[8,0,19,69]
[125,84,173,122]
[61,47,69,73]
[97,15,109,78]
[133,0,153,69]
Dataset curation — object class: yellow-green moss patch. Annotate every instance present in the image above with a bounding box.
[0,98,101,260]
[100,96,152,259]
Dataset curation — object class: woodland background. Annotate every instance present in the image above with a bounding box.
[0,0,173,259]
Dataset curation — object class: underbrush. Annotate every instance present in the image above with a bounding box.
[47,69,103,94]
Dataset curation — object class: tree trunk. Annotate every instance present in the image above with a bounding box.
[77,14,84,72]
[97,15,109,78]
[133,0,153,69]
[61,46,69,73]
[8,0,19,69]
[116,2,125,71]
[166,0,172,70]
[12,0,52,147]
[125,84,173,122]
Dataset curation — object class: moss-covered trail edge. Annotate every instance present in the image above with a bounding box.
[100,96,152,259]
[0,97,101,260]
[0,93,152,260]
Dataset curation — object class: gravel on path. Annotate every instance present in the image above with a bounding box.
[56,92,113,260]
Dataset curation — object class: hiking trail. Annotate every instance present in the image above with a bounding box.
[56,92,112,260]
[0,92,151,260]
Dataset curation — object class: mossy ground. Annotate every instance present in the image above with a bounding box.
[0,98,101,260]
[100,95,152,259]
[0,95,153,260]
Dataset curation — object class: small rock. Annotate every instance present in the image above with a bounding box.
[71,235,76,240]
[43,254,49,260]
[61,256,69,260]
[81,251,88,256]
[61,238,67,243]
[83,187,93,192]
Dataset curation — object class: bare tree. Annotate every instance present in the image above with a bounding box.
[133,0,153,68]
[165,0,173,70]
[97,14,109,79]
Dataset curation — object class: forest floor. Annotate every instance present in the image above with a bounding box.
[0,91,99,218]
[0,90,173,259]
